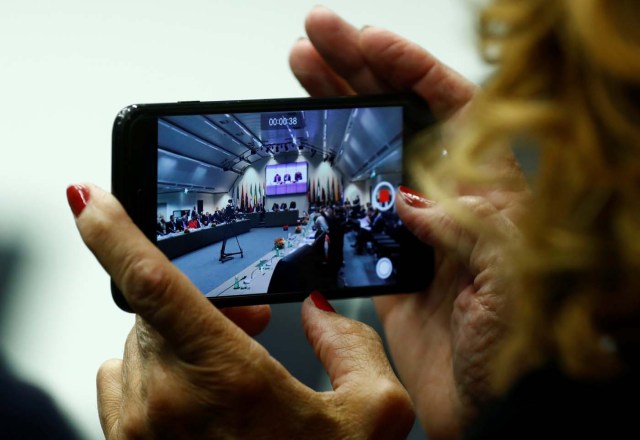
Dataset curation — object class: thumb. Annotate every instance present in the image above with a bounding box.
[301,292,415,437]
[301,292,401,391]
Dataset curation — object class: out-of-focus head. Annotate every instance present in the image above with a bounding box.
[413,0,640,390]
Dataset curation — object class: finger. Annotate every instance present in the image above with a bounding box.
[359,26,477,118]
[396,193,516,275]
[301,293,415,437]
[304,6,389,93]
[97,358,123,439]
[220,305,272,336]
[301,6,477,118]
[122,325,145,410]
[289,38,354,97]
[68,183,251,359]
[302,293,399,389]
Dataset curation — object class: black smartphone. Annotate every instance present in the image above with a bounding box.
[111,95,435,310]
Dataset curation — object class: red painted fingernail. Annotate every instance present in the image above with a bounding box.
[310,291,335,313]
[398,185,434,208]
[66,184,90,217]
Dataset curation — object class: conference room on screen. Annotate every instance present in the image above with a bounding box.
[154,106,408,297]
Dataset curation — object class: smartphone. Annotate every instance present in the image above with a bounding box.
[111,95,435,310]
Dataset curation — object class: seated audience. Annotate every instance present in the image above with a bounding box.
[156,217,167,236]
[167,215,178,233]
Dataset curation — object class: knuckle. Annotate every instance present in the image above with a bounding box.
[81,208,113,251]
[373,378,413,413]
[365,379,415,438]
[335,318,378,341]
[460,195,497,219]
[81,199,129,250]
[217,352,270,403]
[329,320,380,356]
[120,255,174,313]
[338,377,415,438]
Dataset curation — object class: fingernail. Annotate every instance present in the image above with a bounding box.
[296,36,307,42]
[398,185,434,208]
[310,291,335,313]
[360,25,372,31]
[66,184,90,217]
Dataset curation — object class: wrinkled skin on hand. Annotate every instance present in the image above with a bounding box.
[72,184,415,439]
[68,5,530,439]
[290,7,527,439]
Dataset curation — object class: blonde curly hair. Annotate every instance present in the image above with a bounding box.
[415,0,640,391]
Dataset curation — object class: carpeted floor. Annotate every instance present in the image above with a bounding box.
[171,228,393,295]
[172,226,290,294]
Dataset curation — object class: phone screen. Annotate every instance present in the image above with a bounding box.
[113,96,434,307]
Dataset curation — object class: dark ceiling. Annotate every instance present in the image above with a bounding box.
[157,106,403,194]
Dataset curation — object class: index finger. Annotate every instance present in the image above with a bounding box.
[68,183,249,359]
[292,6,477,118]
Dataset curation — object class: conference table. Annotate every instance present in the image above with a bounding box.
[243,210,299,227]
[157,210,301,260]
[206,227,314,297]
[157,220,251,260]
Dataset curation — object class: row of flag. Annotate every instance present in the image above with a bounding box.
[308,176,343,205]
[231,175,344,211]
[232,182,265,212]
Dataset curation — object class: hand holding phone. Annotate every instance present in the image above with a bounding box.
[112,95,435,309]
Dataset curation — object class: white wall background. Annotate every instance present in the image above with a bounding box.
[0,1,489,438]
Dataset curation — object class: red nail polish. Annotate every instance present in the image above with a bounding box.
[398,185,434,208]
[310,291,335,313]
[66,184,90,217]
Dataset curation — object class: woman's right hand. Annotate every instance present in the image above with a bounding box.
[290,7,527,439]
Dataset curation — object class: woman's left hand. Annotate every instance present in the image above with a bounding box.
[68,183,415,439]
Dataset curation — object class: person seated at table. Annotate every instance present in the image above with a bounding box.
[289,201,297,210]
[280,202,288,211]
[353,208,384,254]
[200,213,209,227]
[166,215,178,233]
[188,215,200,229]
[272,202,279,212]
[156,217,168,236]
[327,206,346,275]
[224,204,236,222]
[283,173,292,183]
[273,173,282,183]
[294,170,303,182]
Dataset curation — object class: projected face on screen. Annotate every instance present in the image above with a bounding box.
[265,162,307,195]
[155,105,410,299]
